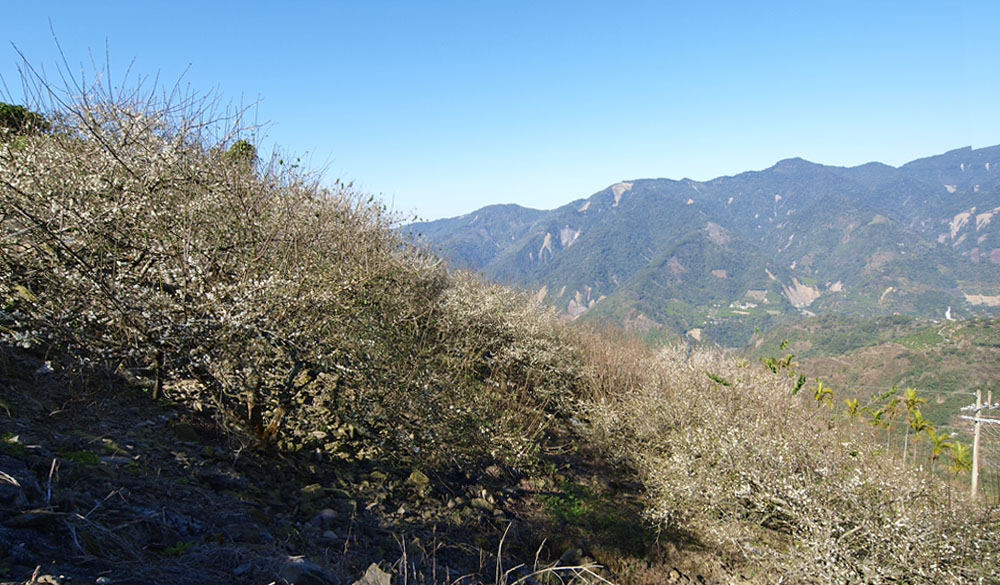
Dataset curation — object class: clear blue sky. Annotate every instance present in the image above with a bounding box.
[3,1,999,220]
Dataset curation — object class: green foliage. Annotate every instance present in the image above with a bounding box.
[225,139,256,164]
[162,539,196,556]
[61,449,100,465]
[902,386,926,413]
[792,373,806,395]
[925,428,952,464]
[947,441,972,476]
[1,433,25,456]
[752,315,923,359]
[542,480,591,524]
[813,380,833,408]
[760,352,795,374]
[844,397,860,418]
[706,372,731,386]
[539,477,645,547]
[896,327,945,350]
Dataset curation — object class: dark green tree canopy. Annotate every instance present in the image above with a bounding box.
[0,102,50,136]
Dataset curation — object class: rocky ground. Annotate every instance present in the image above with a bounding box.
[0,346,688,585]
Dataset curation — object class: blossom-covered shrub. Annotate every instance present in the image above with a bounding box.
[582,344,998,583]
[0,77,578,468]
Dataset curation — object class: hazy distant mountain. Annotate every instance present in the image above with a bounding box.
[408,145,1000,345]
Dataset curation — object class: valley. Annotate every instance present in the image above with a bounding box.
[749,315,1000,431]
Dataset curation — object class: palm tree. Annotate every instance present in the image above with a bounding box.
[900,388,928,462]
[844,397,861,420]
[926,428,952,472]
[814,380,833,408]
[904,408,934,463]
[947,441,972,477]
[882,395,902,453]
[866,405,883,426]
[901,387,926,413]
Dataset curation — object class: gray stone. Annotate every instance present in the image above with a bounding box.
[198,470,248,492]
[328,487,351,499]
[0,455,40,505]
[316,508,337,529]
[330,498,357,515]
[557,547,583,566]
[469,497,493,512]
[351,562,392,585]
[280,556,338,585]
[299,483,325,501]
[172,422,200,442]
[406,469,429,487]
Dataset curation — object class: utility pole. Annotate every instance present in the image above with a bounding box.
[972,389,981,499]
[961,389,998,500]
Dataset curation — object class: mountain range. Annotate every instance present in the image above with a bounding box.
[408,145,1000,346]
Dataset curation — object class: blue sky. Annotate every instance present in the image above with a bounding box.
[3,1,998,220]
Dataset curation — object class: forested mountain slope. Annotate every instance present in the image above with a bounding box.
[412,146,1000,345]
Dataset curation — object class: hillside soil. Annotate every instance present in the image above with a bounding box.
[0,347,703,585]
